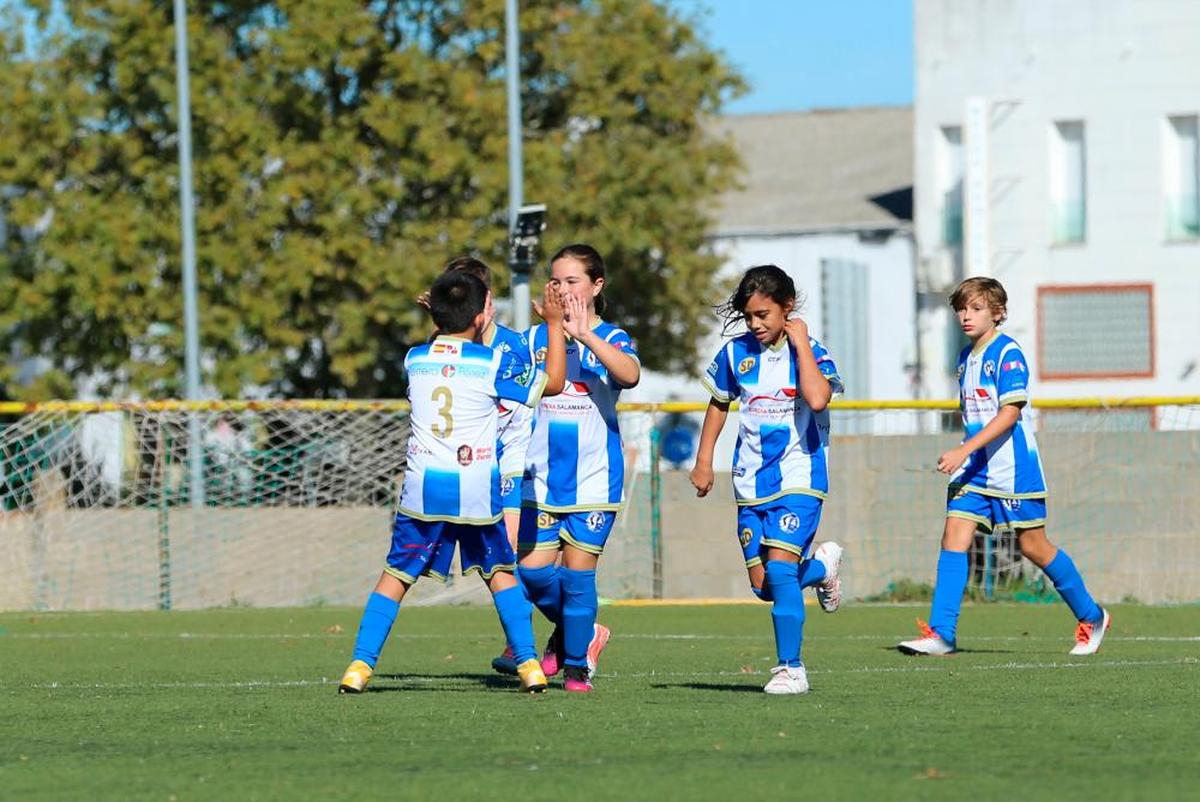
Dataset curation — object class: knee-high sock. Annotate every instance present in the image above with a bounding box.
[798,557,827,589]
[559,567,598,669]
[765,560,804,667]
[1043,550,1103,623]
[928,550,969,644]
[351,592,400,668]
[518,564,562,626]
[492,585,537,663]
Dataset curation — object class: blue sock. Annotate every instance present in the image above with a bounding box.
[492,585,537,663]
[928,550,969,644]
[765,560,804,667]
[351,592,400,668]
[1043,550,1103,623]
[518,564,562,625]
[559,567,598,668]
[798,557,826,589]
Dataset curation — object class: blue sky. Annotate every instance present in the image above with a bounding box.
[670,0,913,115]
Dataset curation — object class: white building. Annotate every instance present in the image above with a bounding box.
[915,0,1200,410]
[630,107,918,407]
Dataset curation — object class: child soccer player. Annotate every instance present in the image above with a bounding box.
[337,270,566,694]
[517,244,639,692]
[897,276,1110,656]
[416,257,541,675]
[690,265,846,695]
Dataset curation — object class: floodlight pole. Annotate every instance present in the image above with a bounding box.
[173,0,204,508]
[506,0,530,332]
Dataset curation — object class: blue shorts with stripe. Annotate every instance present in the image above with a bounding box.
[517,506,616,556]
[946,486,1047,531]
[736,494,823,567]
[386,513,516,584]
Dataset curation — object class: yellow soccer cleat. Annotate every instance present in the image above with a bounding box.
[516,658,548,694]
[338,659,374,694]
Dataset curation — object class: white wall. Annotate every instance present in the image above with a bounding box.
[915,0,1200,400]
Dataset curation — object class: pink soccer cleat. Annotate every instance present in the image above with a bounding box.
[540,629,562,677]
[586,623,611,676]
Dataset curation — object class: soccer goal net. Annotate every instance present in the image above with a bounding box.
[2,399,1198,611]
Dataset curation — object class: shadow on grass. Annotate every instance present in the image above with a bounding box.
[649,682,763,693]
[369,672,519,692]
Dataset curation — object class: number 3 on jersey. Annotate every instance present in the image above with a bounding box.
[431,386,453,438]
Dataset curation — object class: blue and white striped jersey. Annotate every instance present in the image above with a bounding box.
[701,333,843,506]
[523,321,639,513]
[484,323,536,482]
[400,335,546,524]
[951,332,1046,498]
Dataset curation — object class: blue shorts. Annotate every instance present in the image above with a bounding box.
[500,474,522,514]
[737,494,824,567]
[385,514,516,584]
[517,506,616,556]
[946,487,1047,531]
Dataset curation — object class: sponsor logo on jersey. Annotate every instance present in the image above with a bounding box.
[585,511,608,532]
[706,360,719,378]
[983,360,995,377]
[585,351,598,368]
[514,366,534,387]
[536,511,558,530]
[432,342,460,355]
[739,527,754,548]
[737,357,756,375]
[456,445,473,466]
[779,513,800,534]
[441,364,456,378]
[497,342,511,353]
[976,388,990,398]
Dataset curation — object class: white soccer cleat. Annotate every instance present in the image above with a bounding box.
[763,664,809,695]
[897,620,957,656]
[814,541,844,613]
[1068,608,1111,656]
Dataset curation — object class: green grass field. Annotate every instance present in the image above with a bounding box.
[2,602,1198,801]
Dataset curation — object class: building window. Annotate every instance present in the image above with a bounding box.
[1038,284,1154,380]
[1050,121,1087,244]
[937,126,964,247]
[1164,115,1200,239]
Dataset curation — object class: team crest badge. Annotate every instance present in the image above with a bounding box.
[585,352,598,368]
[779,513,800,534]
[456,445,473,466]
[737,357,756,375]
[500,476,515,497]
[739,527,754,548]
[585,511,608,532]
[983,360,995,377]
